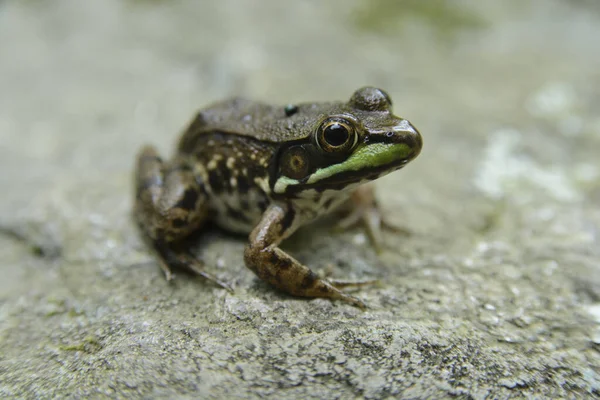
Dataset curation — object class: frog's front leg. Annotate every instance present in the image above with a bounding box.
[336,184,409,253]
[134,145,230,290]
[244,204,366,308]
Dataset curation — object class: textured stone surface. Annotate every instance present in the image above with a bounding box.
[1,0,599,398]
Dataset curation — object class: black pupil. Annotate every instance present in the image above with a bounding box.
[324,123,349,147]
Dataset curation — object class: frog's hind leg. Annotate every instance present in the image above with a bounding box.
[134,145,229,290]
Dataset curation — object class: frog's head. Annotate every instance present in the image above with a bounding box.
[271,87,422,197]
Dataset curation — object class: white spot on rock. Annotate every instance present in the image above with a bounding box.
[474,129,580,202]
[526,82,577,118]
[352,233,366,245]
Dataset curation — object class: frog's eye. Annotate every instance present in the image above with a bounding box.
[280,146,310,180]
[316,118,358,154]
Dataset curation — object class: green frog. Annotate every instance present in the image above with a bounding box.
[134,87,422,308]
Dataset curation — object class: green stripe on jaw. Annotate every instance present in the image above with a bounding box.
[274,142,412,193]
[306,142,412,184]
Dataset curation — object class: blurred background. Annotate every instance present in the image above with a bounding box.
[1,0,599,398]
[2,0,598,189]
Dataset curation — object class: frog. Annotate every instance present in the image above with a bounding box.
[134,87,422,308]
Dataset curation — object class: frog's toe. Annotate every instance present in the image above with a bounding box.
[184,257,234,293]
[334,208,363,231]
[326,278,381,289]
[380,218,411,236]
[158,259,175,281]
[338,293,367,310]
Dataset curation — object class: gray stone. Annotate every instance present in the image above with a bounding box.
[1,0,599,398]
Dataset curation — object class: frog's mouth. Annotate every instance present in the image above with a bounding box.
[274,134,421,196]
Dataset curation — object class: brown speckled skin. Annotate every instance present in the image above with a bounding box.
[134,87,422,307]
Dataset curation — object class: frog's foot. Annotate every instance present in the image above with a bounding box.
[336,185,410,253]
[154,242,234,293]
[247,247,366,308]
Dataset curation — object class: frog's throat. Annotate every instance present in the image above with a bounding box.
[273,142,413,194]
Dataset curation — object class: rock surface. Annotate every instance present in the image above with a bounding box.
[1,0,599,398]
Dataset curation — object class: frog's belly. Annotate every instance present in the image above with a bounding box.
[208,185,353,236]
[208,188,269,234]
